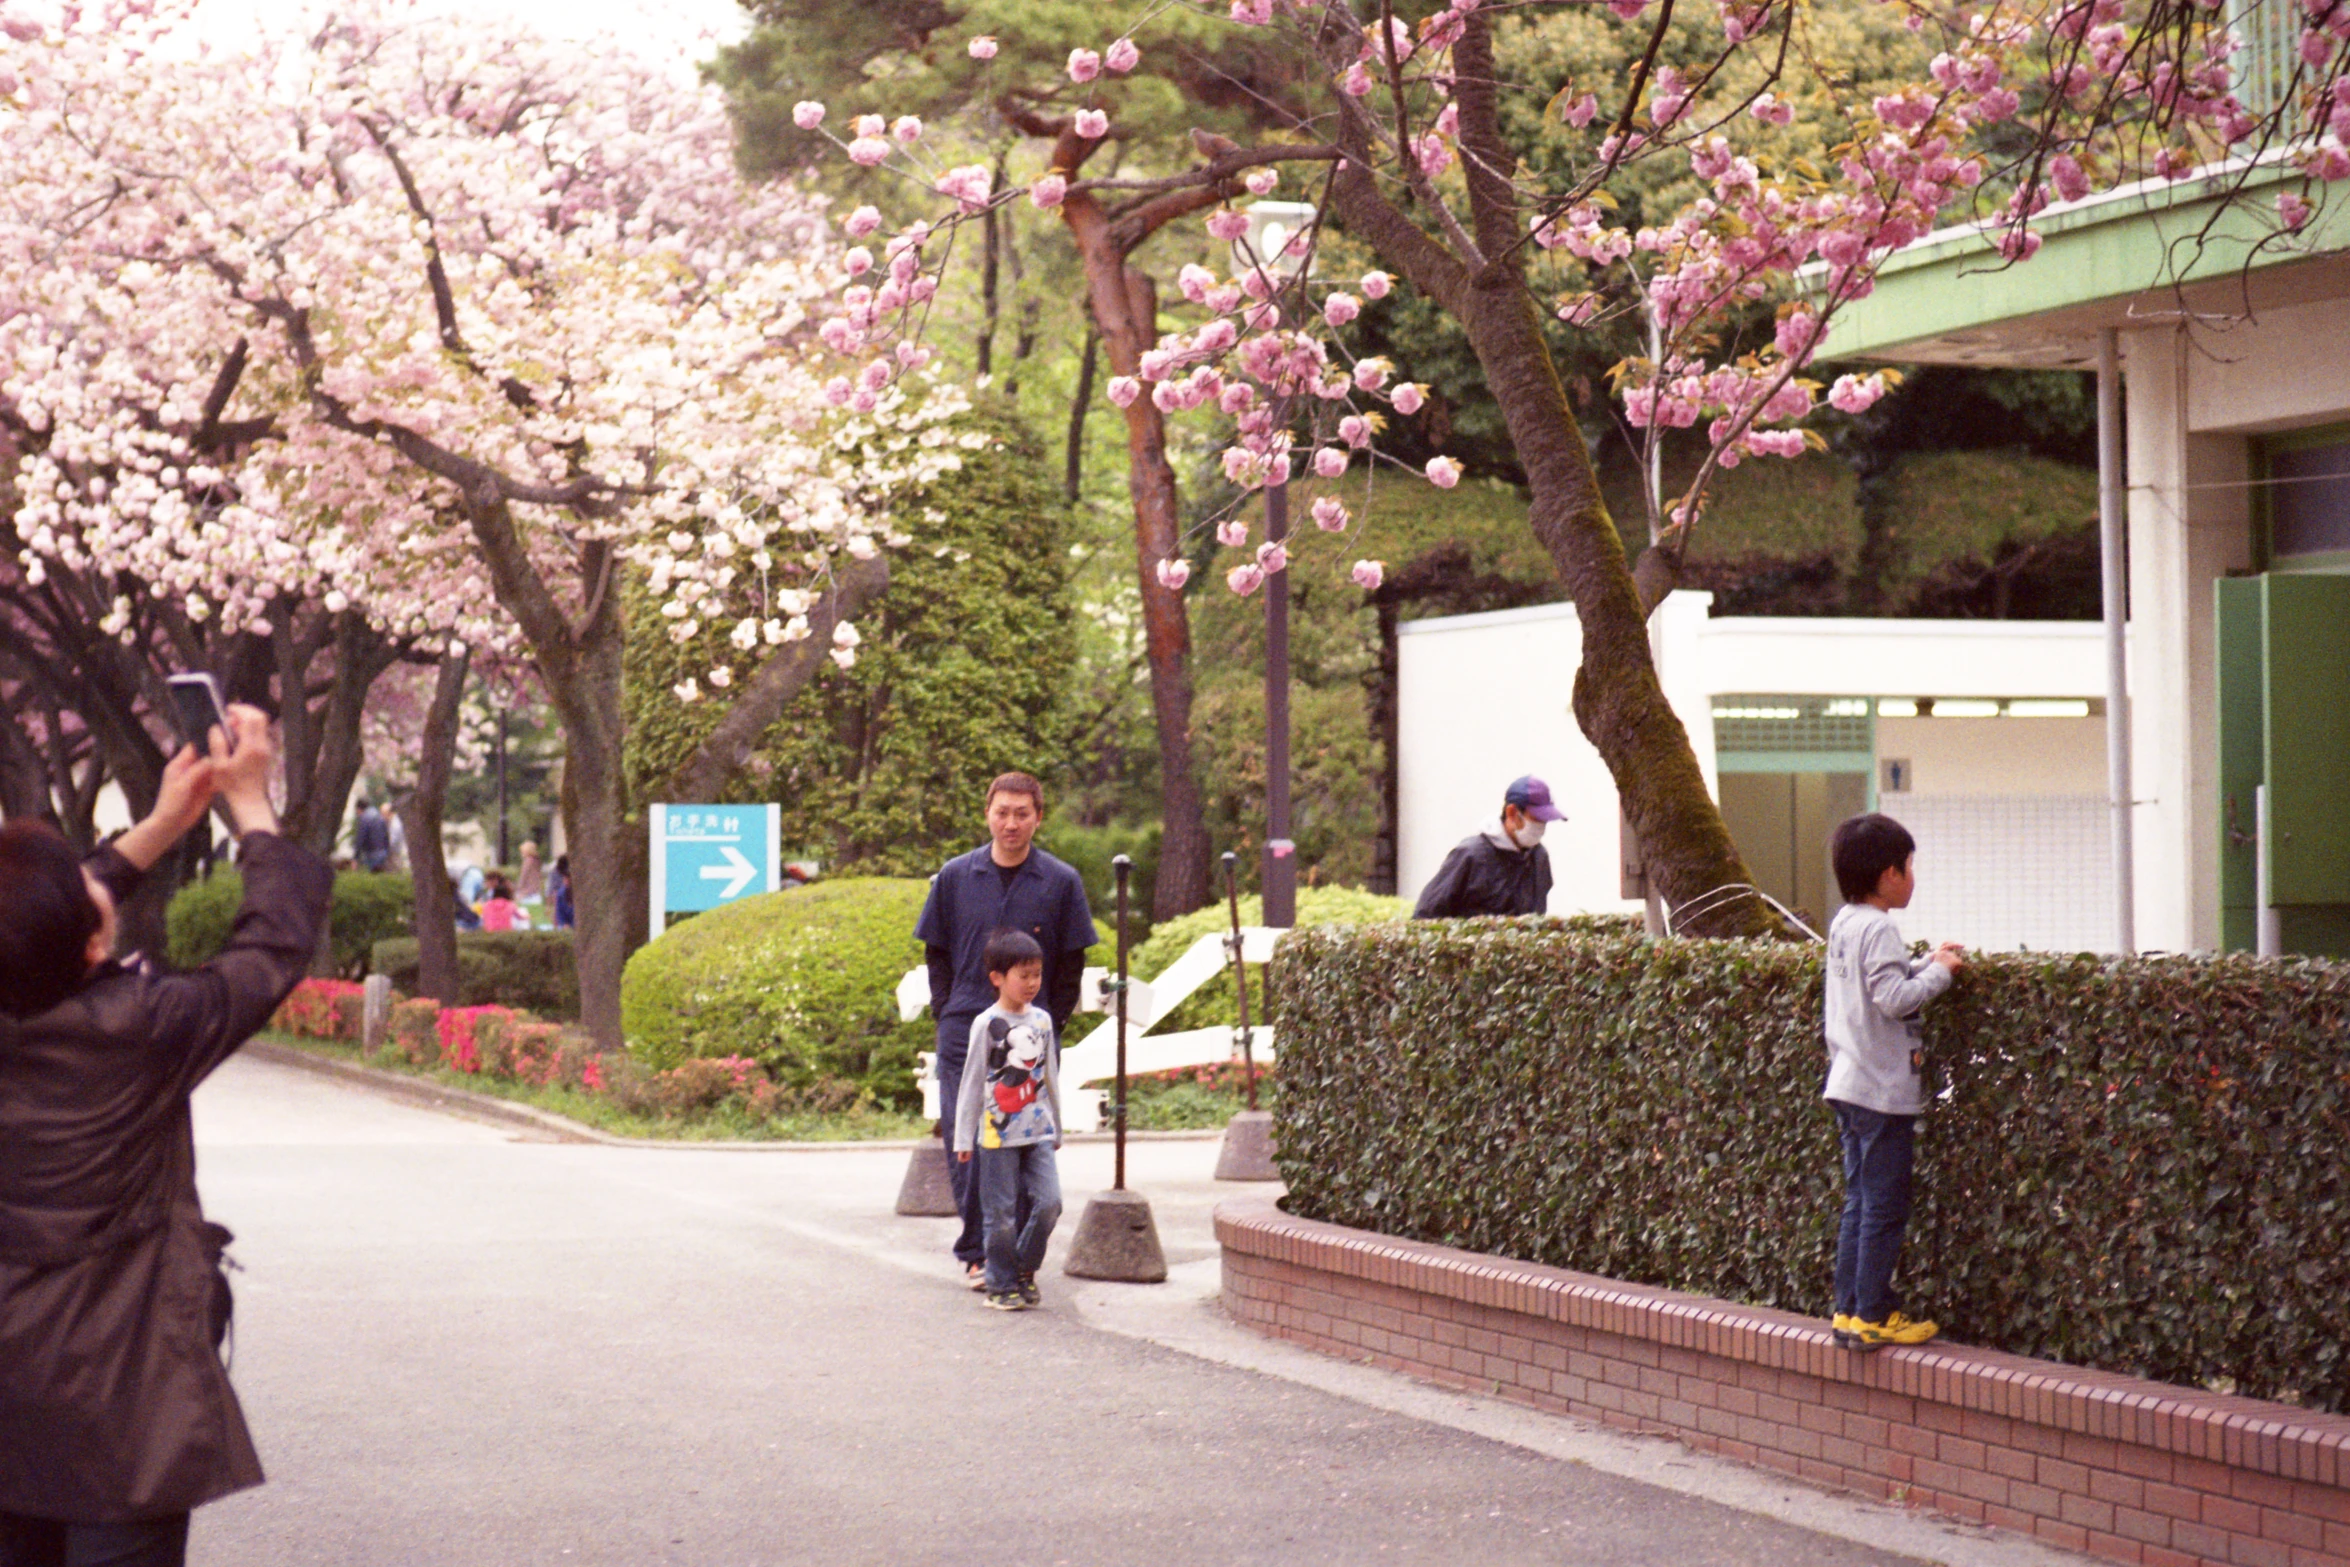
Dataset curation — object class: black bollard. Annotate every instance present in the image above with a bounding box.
[1063,855,1168,1282]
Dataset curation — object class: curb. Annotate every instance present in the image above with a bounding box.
[243,1041,1226,1152]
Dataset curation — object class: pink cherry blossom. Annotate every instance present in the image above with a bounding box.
[1426,456,1463,489]
[1245,169,1279,196]
[843,247,873,276]
[1312,497,1351,531]
[1068,48,1101,83]
[845,205,883,238]
[1075,108,1109,139]
[968,35,998,59]
[1390,383,1427,415]
[1217,518,1252,548]
[1105,37,1140,72]
[1828,373,1888,414]
[1313,447,1348,478]
[1207,208,1250,241]
[1227,563,1266,596]
[794,101,826,129]
[1338,415,1372,448]
[1359,271,1393,300]
[1341,62,1374,96]
[1350,559,1385,591]
[1156,557,1191,590]
[1256,540,1289,573]
[891,115,924,144]
[1352,357,1391,392]
[1030,173,1068,208]
[2279,191,2314,230]
[848,137,890,167]
[1323,293,1361,327]
[1107,376,1142,407]
[935,163,994,211]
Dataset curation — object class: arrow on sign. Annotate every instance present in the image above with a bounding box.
[699,844,757,899]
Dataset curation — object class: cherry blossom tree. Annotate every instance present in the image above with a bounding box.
[2,0,969,1041]
[772,0,2347,934]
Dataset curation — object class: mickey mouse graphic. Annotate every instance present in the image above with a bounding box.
[985,1015,1047,1127]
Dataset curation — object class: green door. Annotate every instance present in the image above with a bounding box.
[2263,574,2350,955]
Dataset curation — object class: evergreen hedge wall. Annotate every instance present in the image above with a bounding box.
[1272,919,2350,1413]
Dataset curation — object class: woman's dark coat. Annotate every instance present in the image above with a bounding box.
[0,832,330,1522]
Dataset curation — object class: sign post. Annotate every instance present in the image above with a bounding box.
[649,803,781,936]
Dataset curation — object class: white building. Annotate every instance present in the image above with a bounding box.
[1397,595,2120,952]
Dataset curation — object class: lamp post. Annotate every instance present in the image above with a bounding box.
[1237,201,1316,929]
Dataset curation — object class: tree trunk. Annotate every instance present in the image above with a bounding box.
[1064,326,1098,504]
[402,647,468,1006]
[1060,194,1212,918]
[1463,280,1770,935]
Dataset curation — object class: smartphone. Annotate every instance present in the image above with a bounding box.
[166,673,229,748]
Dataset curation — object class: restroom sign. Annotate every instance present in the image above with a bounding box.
[650,803,781,935]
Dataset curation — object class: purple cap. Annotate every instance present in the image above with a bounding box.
[1505,775,1565,822]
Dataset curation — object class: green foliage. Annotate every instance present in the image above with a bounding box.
[1038,820,1161,947]
[622,413,1081,877]
[618,878,931,1107]
[1129,885,1406,1034]
[168,869,414,976]
[1274,921,2350,1413]
[370,932,581,1019]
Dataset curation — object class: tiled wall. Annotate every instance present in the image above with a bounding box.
[1895,793,2118,953]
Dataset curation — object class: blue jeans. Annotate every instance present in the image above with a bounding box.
[975,1142,1062,1295]
[937,1046,983,1265]
[1831,1101,1916,1324]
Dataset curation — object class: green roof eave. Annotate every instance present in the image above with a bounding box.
[1817,155,2350,365]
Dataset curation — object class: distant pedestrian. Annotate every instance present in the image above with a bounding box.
[515,841,545,904]
[451,873,482,932]
[549,855,574,929]
[953,929,1064,1311]
[456,862,486,909]
[478,876,522,932]
[0,705,331,1566]
[1822,812,1965,1352]
[915,773,1095,1289]
[352,797,391,873]
[1411,774,1562,919]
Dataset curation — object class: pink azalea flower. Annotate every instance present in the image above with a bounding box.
[1351,559,1385,591]
[1425,455,1462,488]
[793,101,825,129]
[968,35,998,59]
[1106,37,1140,72]
[1068,48,1101,83]
[1312,497,1351,531]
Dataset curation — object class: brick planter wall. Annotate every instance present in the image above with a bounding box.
[1218,1196,2350,1567]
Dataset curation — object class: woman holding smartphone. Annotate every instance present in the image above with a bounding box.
[0,706,331,1567]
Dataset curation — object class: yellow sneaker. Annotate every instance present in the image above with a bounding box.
[1855,1311,1939,1349]
[1831,1312,1862,1349]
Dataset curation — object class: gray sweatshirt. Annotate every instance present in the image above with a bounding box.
[1822,902,1952,1117]
[952,1003,1061,1153]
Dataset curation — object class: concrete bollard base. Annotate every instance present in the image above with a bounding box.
[1213,1108,1280,1182]
[894,1138,960,1216]
[361,974,393,1060]
[1060,1188,1168,1283]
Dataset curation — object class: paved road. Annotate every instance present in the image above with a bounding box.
[184,1056,2085,1567]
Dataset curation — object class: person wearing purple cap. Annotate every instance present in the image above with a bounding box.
[1411,775,1563,919]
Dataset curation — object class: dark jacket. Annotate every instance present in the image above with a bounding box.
[915,845,1096,1055]
[1411,831,1553,919]
[0,833,331,1523]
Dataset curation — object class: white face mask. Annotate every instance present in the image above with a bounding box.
[1509,815,1547,849]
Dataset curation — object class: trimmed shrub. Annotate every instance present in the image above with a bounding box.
[1273,920,2350,1413]
[271,977,365,1040]
[386,997,443,1067]
[370,931,580,1020]
[169,870,415,976]
[1125,885,1407,1035]
[619,877,931,1105]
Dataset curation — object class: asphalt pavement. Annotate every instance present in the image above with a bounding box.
[182,1054,2092,1567]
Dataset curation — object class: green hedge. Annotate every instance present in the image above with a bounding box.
[168,869,414,976]
[1273,920,2350,1413]
[370,931,580,1020]
[619,878,930,1107]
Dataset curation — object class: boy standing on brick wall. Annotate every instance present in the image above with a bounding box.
[954,929,1064,1313]
[1824,813,1965,1352]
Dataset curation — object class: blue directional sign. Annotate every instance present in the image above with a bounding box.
[649,803,781,935]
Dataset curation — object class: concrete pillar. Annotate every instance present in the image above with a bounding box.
[2122,326,2252,952]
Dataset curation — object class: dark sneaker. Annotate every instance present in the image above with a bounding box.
[1018,1273,1041,1306]
[984,1291,1029,1312]
[1855,1311,1938,1349]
